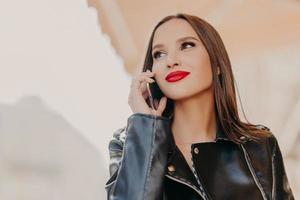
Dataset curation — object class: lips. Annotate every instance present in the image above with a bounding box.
[165,70,190,82]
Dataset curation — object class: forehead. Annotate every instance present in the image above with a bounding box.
[152,18,199,46]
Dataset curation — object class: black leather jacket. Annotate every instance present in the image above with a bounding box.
[105,113,294,200]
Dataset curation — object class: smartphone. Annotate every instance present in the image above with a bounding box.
[146,82,155,110]
[145,76,165,110]
[145,76,171,117]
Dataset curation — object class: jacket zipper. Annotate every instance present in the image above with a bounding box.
[271,149,275,200]
[165,174,208,200]
[241,144,268,200]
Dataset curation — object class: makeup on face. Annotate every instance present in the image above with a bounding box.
[165,70,190,83]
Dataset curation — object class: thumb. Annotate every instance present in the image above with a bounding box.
[156,96,167,114]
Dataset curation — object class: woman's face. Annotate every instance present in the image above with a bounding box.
[151,18,213,100]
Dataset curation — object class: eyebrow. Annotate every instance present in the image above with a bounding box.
[152,36,199,52]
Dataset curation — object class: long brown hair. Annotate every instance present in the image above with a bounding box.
[142,13,271,144]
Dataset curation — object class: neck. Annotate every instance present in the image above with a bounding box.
[171,86,217,144]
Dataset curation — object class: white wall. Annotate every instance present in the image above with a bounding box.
[0,0,132,199]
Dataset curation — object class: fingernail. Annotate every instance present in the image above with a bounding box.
[146,69,154,74]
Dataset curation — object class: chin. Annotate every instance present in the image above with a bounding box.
[165,91,197,101]
[167,85,213,101]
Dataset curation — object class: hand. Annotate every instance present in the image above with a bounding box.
[128,69,167,117]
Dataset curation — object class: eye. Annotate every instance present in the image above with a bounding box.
[181,41,195,50]
[152,51,166,59]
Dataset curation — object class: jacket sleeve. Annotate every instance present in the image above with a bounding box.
[269,134,295,200]
[104,113,172,200]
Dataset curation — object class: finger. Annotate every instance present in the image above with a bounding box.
[132,69,154,80]
[131,76,154,91]
[156,96,167,114]
[141,81,154,96]
[137,75,155,84]
[141,82,151,98]
[142,90,149,99]
[137,77,155,92]
[146,69,155,74]
[137,71,155,86]
[154,99,159,110]
[144,70,155,77]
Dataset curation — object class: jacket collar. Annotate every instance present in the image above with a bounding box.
[165,117,230,189]
[168,116,230,156]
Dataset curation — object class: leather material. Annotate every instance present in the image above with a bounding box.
[190,142,263,199]
[105,113,172,200]
[105,113,294,200]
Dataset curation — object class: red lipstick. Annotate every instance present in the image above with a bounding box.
[165,70,190,82]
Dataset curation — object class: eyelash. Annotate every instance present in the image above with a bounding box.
[152,41,196,59]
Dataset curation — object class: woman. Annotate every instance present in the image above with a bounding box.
[105,13,294,200]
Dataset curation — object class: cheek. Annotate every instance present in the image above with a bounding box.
[154,72,165,87]
[190,49,211,67]
[152,63,164,80]
[152,60,163,70]
[200,67,213,85]
[187,53,213,85]
[191,50,212,73]
[195,61,213,84]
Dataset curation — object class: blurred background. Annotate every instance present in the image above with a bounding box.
[0,0,299,199]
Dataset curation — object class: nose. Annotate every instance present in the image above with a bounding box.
[166,53,181,69]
